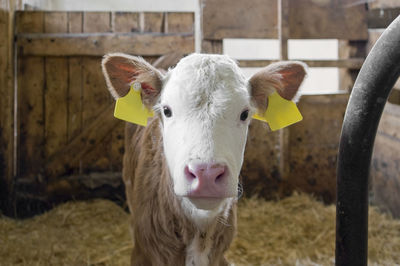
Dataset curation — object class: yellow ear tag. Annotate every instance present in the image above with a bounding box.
[113,82,154,126]
[252,92,303,131]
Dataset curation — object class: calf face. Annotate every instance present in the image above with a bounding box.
[102,53,306,220]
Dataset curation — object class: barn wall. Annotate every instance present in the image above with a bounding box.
[7,11,195,217]
[202,0,366,203]
[242,93,348,203]
[6,1,395,217]
[202,0,368,41]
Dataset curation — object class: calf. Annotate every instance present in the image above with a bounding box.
[102,53,306,265]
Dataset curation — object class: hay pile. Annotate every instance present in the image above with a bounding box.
[228,193,400,265]
[1,193,400,265]
[0,200,132,265]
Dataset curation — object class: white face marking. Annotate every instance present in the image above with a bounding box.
[157,54,252,217]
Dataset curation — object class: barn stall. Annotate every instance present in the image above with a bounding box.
[1,0,400,265]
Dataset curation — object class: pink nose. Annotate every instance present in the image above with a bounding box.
[184,163,228,198]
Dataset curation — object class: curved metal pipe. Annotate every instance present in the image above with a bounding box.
[336,15,400,265]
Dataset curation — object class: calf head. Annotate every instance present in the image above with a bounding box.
[102,53,306,221]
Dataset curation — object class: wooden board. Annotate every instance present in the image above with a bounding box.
[44,104,119,177]
[68,12,83,33]
[81,14,113,174]
[114,12,140,33]
[17,11,45,178]
[44,57,69,158]
[389,89,400,104]
[202,0,278,40]
[286,93,349,203]
[44,12,67,33]
[143,12,165,33]
[44,12,68,160]
[338,40,367,91]
[67,13,83,141]
[17,33,195,57]
[368,7,400,28]
[166,12,194,33]
[83,12,111,33]
[203,0,367,40]
[81,57,113,171]
[15,11,44,33]
[201,40,223,54]
[241,122,282,198]
[368,29,400,90]
[288,0,368,40]
[68,58,83,142]
[238,59,364,69]
[369,0,400,9]
[18,56,45,177]
[1,2,27,214]
[0,9,14,198]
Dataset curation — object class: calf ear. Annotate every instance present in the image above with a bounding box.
[249,61,307,113]
[101,53,163,107]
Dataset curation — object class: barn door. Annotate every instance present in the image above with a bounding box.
[11,11,194,217]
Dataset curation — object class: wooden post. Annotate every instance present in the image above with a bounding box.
[278,0,289,179]
[339,40,367,91]
[0,0,18,214]
[278,0,289,60]
[201,40,223,54]
[0,0,22,213]
[199,0,223,54]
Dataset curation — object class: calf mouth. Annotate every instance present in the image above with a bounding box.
[187,197,226,210]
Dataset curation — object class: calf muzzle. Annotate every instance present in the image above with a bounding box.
[184,163,230,198]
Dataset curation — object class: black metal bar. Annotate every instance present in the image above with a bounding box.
[336,15,400,266]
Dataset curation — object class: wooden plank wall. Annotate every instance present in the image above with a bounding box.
[288,0,367,40]
[241,94,348,202]
[201,0,369,203]
[287,94,348,202]
[202,0,368,41]
[11,11,194,217]
[6,2,387,213]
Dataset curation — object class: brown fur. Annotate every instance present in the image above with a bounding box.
[102,54,307,266]
[123,116,236,266]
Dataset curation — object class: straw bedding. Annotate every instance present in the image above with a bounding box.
[1,193,399,265]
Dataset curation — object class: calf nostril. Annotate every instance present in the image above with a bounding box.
[189,171,196,179]
[216,173,224,181]
[185,166,197,179]
[214,166,226,183]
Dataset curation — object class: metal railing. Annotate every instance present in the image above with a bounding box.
[336,15,400,266]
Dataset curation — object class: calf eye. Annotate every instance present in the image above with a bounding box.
[240,110,249,121]
[163,106,172,118]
